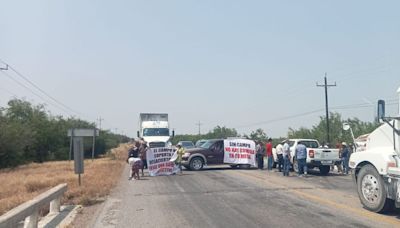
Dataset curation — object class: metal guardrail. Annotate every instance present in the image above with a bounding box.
[0,183,68,228]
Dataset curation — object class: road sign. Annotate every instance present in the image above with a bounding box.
[73,137,84,174]
[68,129,99,137]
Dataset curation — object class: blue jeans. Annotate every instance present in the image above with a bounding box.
[283,156,290,176]
[343,157,349,174]
[267,156,273,170]
[297,158,307,175]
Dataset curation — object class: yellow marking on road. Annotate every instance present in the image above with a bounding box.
[232,171,400,227]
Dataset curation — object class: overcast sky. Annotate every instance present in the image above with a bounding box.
[1,0,399,138]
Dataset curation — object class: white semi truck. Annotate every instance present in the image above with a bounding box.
[137,113,174,148]
[348,86,400,213]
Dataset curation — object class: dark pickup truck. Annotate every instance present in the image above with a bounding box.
[181,139,251,170]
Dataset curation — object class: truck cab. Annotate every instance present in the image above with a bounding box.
[349,87,400,213]
[137,113,174,148]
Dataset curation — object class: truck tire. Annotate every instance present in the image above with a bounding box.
[357,164,394,213]
[319,165,330,175]
[189,157,204,171]
[293,159,299,173]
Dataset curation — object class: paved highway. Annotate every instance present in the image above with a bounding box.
[90,166,400,228]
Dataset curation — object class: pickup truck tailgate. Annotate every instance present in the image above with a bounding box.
[311,148,340,161]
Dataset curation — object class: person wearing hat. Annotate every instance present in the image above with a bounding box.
[176,144,185,174]
[341,142,350,175]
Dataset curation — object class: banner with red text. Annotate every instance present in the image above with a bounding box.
[223,139,256,166]
[146,147,180,176]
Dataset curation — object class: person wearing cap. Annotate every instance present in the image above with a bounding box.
[176,144,185,174]
[341,142,350,175]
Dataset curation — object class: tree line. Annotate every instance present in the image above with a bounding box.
[172,112,379,147]
[1,98,378,169]
[0,99,129,168]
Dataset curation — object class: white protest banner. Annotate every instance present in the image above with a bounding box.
[223,139,256,166]
[146,147,180,176]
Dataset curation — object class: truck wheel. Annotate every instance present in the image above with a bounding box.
[293,159,299,173]
[190,157,204,171]
[357,164,394,213]
[319,166,330,175]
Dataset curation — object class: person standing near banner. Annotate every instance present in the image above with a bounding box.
[139,142,148,177]
[256,141,264,169]
[176,144,185,175]
[266,138,273,171]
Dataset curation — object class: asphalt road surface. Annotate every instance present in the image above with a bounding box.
[90,166,400,228]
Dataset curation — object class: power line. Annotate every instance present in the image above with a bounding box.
[0,59,82,116]
[234,108,325,129]
[0,70,73,116]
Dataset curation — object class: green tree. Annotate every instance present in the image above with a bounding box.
[249,128,268,142]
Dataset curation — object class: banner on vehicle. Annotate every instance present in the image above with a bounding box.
[223,139,256,166]
[146,147,180,176]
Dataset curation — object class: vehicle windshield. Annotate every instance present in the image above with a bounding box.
[299,141,319,148]
[181,141,194,147]
[143,128,169,136]
[200,140,216,149]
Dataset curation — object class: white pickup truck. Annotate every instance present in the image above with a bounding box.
[285,139,341,175]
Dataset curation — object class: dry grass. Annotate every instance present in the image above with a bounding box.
[0,144,130,215]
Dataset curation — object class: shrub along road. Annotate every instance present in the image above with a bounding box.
[89,166,400,228]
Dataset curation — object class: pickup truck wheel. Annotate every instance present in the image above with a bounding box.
[319,166,330,175]
[357,164,394,213]
[190,157,204,171]
[293,159,299,173]
[239,164,251,169]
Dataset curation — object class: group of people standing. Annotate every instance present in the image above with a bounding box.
[255,139,352,177]
[255,139,291,176]
[127,139,148,180]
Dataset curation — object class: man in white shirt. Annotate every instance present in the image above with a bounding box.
[275,143,284,172]
[282,140,291,176]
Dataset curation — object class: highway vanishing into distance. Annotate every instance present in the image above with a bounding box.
[88,166,400,228]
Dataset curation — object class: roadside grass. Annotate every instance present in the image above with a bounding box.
[0,144,130,215]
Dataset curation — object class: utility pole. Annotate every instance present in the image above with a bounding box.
[196,121,203,135]
[316,73,336,145]
[97,117,104,131]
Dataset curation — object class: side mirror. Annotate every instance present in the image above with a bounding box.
[377,100,386,122]
[342,123,350,131]
[137,131,140,138]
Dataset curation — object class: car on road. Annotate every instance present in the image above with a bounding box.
[181,139,253,170]
[195,139,207,147]
[177,141,195,149]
